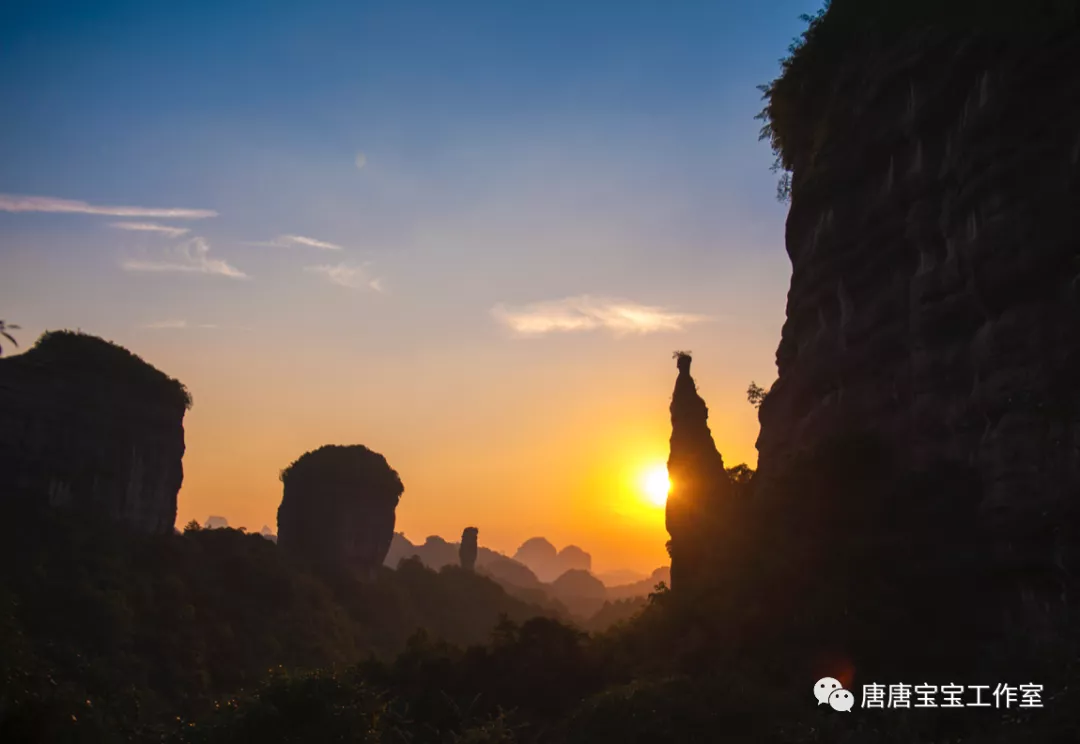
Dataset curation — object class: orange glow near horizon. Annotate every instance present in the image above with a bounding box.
[107,328,769,576]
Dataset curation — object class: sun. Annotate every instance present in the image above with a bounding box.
[642,464,671,507]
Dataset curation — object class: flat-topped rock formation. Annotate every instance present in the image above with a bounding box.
[0,330,188,532]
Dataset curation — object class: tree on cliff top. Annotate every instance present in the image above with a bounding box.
[278,444,404,575]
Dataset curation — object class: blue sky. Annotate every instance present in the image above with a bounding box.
[0,0,821,571]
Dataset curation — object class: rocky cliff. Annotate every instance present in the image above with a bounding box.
[459,526,479,571]
[754,3,1080,649]
[0,331,188,532]
[277,444,403,576]
[666,353,735,593]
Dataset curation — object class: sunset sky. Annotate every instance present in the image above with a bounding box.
[0,0,818,574]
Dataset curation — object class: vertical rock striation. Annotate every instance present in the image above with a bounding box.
[277,444,403,576]
[755,3,1080,646]
[0,331,188,532]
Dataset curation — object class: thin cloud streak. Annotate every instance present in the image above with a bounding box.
[0,194,217,219]
[304,263,383,291]
[110,221,190,237]
[281,234,342,250]
[244,234,343,250]
[122,237,248,279]
[492,295,708,337]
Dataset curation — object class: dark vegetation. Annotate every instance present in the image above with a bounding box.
[0,505,560,742]
[756,0,1079,198]
[746,381,769,409]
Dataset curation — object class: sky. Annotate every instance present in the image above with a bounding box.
[0,0,821,575]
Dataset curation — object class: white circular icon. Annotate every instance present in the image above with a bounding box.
[828,688,854,712]
[814,676,843,705]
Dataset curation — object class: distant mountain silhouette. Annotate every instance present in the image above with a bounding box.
[512,537,592,582]
[386,533,540,587]
[204,515,230,530]
[549,568,607,618]
[385,532,571,617]
[386,532,668,623]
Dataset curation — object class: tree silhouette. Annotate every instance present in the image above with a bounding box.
[0,321,20,356]
[746,381,768,408]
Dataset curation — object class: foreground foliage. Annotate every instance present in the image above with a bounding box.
[3,500,1077,744]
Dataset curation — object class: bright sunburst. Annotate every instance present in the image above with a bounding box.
[642,464,671,507]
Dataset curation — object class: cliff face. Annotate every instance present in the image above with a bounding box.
[756,10,1080,642]
[0,331,188,533]
[277,444,403,576]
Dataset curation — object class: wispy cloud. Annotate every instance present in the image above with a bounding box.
[122,237,248,279]
[283,234,342,250]
[245,234,343,250]
[491,295,708,337]
[0,194,216,219]
[304,263,383,291]
[110,221,190,237]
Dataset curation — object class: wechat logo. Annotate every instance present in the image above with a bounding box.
[815,677,854,712]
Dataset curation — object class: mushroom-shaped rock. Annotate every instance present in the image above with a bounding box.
[277,444,403,576]
[459,526,479,571]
